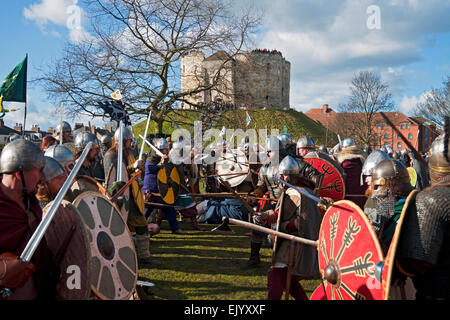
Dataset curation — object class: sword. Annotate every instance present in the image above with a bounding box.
[337,134,342,148]
[273,176,333,209]
[0,142,94,297]
[117,120,124,182]
[139,134,164,158]
[139,111,152,161]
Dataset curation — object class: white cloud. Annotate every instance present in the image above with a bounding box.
[252,0,450,110]
[399,92,430,115]
[23,0,91,43]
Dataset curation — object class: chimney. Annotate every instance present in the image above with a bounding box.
[14,123,23,132]
[322,104,329,113]
[31,124,40,133]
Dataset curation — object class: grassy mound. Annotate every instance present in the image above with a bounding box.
[133,109,338,148]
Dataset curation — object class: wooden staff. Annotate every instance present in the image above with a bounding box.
[285,240,296,300]
[223,217,319,247]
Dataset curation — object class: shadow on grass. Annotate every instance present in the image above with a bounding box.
[137,278,268,300]
[141,221,322,299]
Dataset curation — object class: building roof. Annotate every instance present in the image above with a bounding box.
[0,126,20,135]
[204,50,232,62]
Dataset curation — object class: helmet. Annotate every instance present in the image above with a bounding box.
[341,138,355,149]
[385,145,394,156]
[100,134,112,146]
[392,150,401,159]
[0,139,45,174]
[266,136,281,152]
[371,159,413,198]
[238,142,255,153]
[42,156,66,182]
[8,134,22,143]
[362,150,390,176]
[74,132,99,151]
[428,134,450,183]
[278,155,300,175]
[55,121,72,134]
[296,136,315,149]
[278,133,293,148]
[114,126,133,142]
[155,138,169,150]
[318,145,328,153]
[45,144,75,172]
[400,148,409,157]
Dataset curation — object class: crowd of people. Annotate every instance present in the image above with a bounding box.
[0,119,448,301]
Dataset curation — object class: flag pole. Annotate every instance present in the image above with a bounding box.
[22,54,28,138]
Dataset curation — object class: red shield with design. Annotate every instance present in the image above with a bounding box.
[312,200,384,300]
[304,157,345,201]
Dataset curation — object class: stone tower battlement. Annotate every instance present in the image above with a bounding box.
[180,49,290,110]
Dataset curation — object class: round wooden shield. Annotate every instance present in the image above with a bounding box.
[71,175,106,198]
[215,149,249,187]
[304,157,346,202]
[381,190,419,300]
[407,167,417,187]
[313,200,384,300]
[43,195,137,300]
[72,191,138,300]
[105,162,130,222]
[310,283,327,300]
[157,164,180,205]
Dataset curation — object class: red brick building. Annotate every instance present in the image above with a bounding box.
[305,105,439,153]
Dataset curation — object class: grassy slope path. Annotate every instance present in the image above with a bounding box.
[138,221,321,300]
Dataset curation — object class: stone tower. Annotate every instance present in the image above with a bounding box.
[180,49,290,110]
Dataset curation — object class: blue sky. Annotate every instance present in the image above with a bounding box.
[1,0,449,131]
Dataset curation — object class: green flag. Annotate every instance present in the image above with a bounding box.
[0,55,27,114]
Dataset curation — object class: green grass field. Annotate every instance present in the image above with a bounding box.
[137,221,322,300]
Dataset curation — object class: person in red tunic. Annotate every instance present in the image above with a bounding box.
[0,139,58,300]
[336,138,368,209]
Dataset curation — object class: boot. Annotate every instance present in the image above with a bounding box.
[240,241,262,270]
[135,234,161,268]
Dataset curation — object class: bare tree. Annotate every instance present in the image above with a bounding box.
[338,70,394,147]
[37,0,260,133]
[414,76,450,130]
